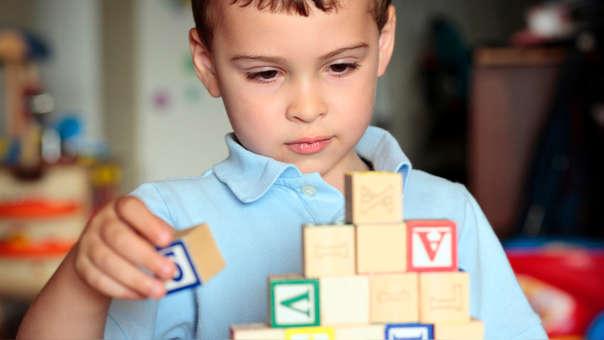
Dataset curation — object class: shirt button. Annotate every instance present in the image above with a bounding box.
[301,185,317,197]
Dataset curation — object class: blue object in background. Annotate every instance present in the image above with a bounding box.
[587,311,604,340]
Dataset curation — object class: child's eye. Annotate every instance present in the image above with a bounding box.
[327,62,360,76]
[246,70,279,83]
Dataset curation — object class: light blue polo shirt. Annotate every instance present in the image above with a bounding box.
[104,126,547,340]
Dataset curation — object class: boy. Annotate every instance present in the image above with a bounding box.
[17,0,547,339]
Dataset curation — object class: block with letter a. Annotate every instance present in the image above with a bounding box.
[406,220,457,272]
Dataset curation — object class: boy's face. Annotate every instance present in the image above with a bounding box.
[190,0,395,178]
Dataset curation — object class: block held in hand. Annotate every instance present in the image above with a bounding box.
[158,223,226,295]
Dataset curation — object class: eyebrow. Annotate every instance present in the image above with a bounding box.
[230,43,369,64]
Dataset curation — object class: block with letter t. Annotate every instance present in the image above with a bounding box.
[269,275,321,328]
[157,223,226,294]
[406,219,457,272]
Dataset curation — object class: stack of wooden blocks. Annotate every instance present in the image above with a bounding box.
[231,171,484,340]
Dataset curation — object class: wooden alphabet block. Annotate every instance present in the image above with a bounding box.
[230,323,284,339]
[385,323,435,340]
[370,273,419,323]
[434,319,484,340]
[356,223,406,274]
[419,272,470,323]
[269,275,320,328]
[230,323,386,340]
[407,220,457,272]
[333,324,385,339]
[285,327,335,340]
[158,223,225,294]
[320,275,370,326]
[303,224,355,277]
[345,171,403,224]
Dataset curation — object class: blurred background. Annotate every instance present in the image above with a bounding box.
[0,0,603,338]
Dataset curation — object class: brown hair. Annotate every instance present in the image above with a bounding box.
[191,0,392,50]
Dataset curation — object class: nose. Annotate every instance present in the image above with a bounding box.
[286,78,327,123]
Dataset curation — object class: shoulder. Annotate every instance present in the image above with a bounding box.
[129,170,234,228]
[404,169,472,219]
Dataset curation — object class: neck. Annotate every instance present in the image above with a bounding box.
[322,153,370,194]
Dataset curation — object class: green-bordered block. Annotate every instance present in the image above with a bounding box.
[269,275,320,328]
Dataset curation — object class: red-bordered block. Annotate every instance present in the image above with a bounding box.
[406,220,457,272]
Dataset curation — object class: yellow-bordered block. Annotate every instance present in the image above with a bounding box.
[285,327,335,340]
[345,171,403,224]
[320,276,370,326]
[230,323,385,340]
[434,319,484,340]
[356,223,406,274]
[370,273,419,323]
[303,224,355,277]
[419,272,470,323]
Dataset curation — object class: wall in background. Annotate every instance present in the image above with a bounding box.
[30,0,105,146]
[133,0,231,185]
[378,0,536,166]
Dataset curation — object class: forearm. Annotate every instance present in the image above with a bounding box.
[17,247,111,340]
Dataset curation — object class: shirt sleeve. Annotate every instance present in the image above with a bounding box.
[103,182,197,339]
[457,186,548,340]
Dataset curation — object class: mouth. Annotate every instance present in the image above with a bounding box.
[285,136,333,155]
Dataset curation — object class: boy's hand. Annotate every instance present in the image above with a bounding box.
[73,196,176,300]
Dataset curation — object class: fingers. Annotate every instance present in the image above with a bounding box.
[75,248,148,300]
[114,196,174,248]
[100,220,175,281]
[87,240,166,299]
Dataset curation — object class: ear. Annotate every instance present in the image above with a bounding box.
[377,5,396,77]
[189,28,221,97]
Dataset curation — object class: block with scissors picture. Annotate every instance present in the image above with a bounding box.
[345,171,403,224]
[407,220,457,272]
[303,224,355,277]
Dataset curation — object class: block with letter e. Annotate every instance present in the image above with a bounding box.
[269,275,320,328]
[419,271,470,323]
[158,223,225,294]
[407,220,457,272]
[345,171,403,224]
[384,323,434,340]
[303,224,355,277]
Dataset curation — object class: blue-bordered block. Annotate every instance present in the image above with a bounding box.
[385,323,434,340]
[158,240,201,294]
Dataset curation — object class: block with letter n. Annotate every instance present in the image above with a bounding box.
[384,323,434,340]
[406,219,457,272]
[269,275,320,328]
[158,223,226,294]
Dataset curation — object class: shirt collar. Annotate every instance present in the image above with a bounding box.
[213,126,413,203]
